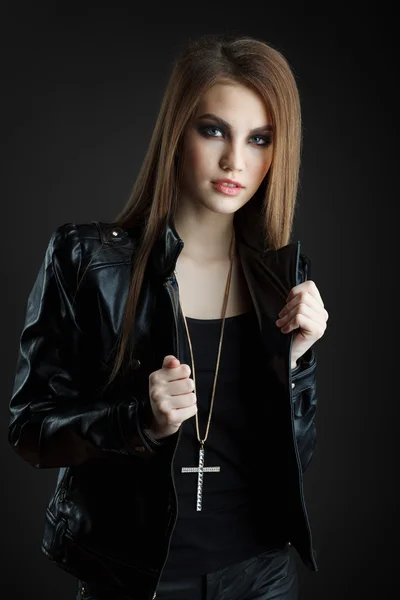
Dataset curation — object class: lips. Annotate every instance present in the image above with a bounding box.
[213,178,243,188]
[213,181,243,196]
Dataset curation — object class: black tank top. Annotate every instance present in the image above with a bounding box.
[161,304,287,580]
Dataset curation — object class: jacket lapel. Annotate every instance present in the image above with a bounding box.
[148,193,303,387]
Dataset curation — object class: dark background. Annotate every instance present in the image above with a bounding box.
[1,8,398,600]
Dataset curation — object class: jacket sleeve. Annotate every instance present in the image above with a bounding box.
[8,223,171,468]
[291,251,319,473]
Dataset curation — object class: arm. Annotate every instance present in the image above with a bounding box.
[8,223,166,468]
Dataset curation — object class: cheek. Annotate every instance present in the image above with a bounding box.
[250,151,273,183]
[185,140,212,177]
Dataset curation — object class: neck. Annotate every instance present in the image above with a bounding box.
[173,200,234,264]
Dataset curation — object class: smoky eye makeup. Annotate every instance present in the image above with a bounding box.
[197,123,272,146]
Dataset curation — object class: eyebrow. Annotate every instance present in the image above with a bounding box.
[197,113,273,134]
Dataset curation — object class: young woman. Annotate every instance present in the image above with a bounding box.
[8,33,328,600]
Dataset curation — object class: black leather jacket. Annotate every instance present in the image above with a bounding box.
[8,199,319,600]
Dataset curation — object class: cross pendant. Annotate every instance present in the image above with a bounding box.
[181,443,220,511]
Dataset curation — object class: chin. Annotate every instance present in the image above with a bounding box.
[203,193,251,215]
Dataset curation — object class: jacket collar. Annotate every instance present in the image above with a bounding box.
[147,192,303,388]
[149,192,300,301]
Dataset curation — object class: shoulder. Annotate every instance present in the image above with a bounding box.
[49,220,141,271]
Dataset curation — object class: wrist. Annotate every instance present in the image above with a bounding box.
[140,427,171,453]
[143,427,166,442]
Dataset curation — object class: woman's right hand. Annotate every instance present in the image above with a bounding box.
[147,355,198,439]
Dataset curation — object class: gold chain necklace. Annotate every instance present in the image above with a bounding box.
[176,229,235,511]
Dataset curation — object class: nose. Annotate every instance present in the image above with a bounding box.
[220,141,244,173]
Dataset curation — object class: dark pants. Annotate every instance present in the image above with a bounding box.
[76,543,298,600]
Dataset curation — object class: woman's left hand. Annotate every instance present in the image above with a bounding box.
[275,280,329,367]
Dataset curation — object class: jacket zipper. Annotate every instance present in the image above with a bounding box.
[291,359,316,382]
[288,246,318,571]
[153,246,318,598]
[59,481,67,502]
[58,469,69,502]
[151,275,182,599]
[289,335,318,570]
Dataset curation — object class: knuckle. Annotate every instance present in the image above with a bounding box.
[151,371,162,385]
[152,389,163,403]
[167,412,178,426]
[157,399,169,415]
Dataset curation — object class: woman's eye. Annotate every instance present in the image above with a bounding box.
[199,126,271,146]
[200,126,223,137]
[251,135,272,146]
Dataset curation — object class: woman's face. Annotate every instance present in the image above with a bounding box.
[179,80,274,216]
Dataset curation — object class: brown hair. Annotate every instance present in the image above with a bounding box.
[107,32,302,384]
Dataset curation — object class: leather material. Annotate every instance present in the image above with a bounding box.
[76,544,298,599]
[157,545,298,600]
[9,193,319,599]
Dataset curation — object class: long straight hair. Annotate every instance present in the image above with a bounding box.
[108,33,302,384]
